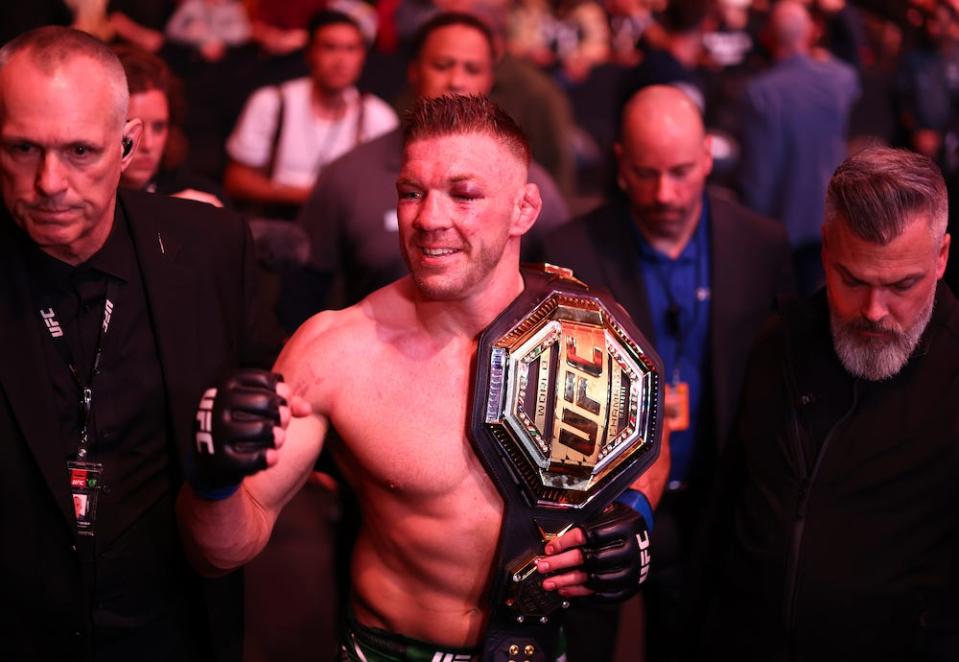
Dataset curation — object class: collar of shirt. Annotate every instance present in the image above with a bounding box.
[629,194,710,266]
[25,201,133,290]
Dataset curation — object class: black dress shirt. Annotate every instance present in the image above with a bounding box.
[24,209,206,660]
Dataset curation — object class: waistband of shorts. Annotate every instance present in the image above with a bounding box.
[342,609,480,662]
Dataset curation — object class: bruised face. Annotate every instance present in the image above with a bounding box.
[308,22,366,94]
[823,214,949,380]
[0,54,139,264]
[396,132,537,300]
[121,88,169,189]
[409,24,494,99]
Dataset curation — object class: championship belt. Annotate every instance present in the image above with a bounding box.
[470,265,664,662]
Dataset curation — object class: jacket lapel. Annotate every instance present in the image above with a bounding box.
[121,192,200,464]
[0,221,75,526]
[706,191,742,448]
[592,202,656,343]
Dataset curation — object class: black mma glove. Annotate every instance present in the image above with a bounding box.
[190,369,286,500]
[580,493,653,602]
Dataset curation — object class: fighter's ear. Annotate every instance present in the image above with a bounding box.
[510,182,542,237]
[120,118,143,170]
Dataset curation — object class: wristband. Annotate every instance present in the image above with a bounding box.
[186,453,241,501]
[615,488,654,534]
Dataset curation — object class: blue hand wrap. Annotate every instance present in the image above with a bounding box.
[614,488,654,534]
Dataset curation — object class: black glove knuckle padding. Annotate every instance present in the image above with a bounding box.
[581,502,650,602]
[197,370,285,486]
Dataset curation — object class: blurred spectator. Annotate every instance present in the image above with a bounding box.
[165,0,252,62]
[540,85,793,662]
[224,9,398,218]
[702,0,760,70]
[491,49,578,197]
[605,0,656,67]
[622,0,711,110]
[108,0,176,53]
[810,0,868,69]
[65,0,113,41]
[473,2,578,198]
[284,12,569,325]
[508,0,611,82]
[896,2,959,169]
[114,45,226,207]
[246,0,325,55]
[738,0,859,294]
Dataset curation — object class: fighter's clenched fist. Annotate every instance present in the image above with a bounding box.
[536,497,652,602]
[580,501,651,601]
[191,369,287,499]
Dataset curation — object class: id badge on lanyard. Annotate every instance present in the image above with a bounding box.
[39,281,117,537]
[68,458,103,536]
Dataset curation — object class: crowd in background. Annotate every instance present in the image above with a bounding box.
[8,1,959,205]
[9,0,959,295]
[5,1,959,660]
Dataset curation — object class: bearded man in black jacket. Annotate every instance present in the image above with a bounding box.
[701,146,959,661]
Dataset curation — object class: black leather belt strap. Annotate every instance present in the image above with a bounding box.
[469,265,664,662]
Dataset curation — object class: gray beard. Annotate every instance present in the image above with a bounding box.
[829,295,935,381]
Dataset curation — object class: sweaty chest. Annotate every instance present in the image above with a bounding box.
[330,346,491,497]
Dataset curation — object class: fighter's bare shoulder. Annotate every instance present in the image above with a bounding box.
[273,278,416,413]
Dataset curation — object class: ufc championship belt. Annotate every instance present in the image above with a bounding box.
[470,265,664,662]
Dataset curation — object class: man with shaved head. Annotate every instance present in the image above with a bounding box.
[737,0,858,294]
[541,84,793,661]
[0,26,272,660]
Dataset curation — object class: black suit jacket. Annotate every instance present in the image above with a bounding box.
[0,190,270,661]
[539,188,794,462]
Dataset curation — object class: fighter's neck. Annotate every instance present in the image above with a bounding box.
[411,271,525,340]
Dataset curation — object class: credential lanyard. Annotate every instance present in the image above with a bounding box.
[38,279,119,459]
[647,224,708,384]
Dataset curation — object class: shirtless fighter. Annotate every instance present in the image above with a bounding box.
[178,95,665,661]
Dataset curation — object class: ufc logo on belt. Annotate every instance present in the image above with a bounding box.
[555,325,608,458]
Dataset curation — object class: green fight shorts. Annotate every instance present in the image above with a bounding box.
[338,613,567,662]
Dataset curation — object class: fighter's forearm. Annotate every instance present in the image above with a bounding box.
[176,481,276,576]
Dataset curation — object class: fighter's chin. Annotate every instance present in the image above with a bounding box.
[409,272,470,301]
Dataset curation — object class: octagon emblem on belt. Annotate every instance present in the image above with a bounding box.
[481,276,661,509]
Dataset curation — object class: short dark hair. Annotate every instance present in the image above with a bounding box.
[825,146,948,243]
[307,9,364,45]
[112,44,188,169]
[403,95,530,166]
[410,12,496,61]
[0,26,128,127]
